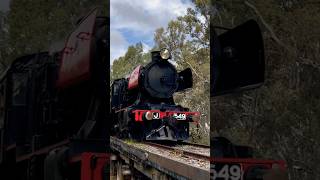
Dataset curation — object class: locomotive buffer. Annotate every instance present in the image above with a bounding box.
[110,136,210,179]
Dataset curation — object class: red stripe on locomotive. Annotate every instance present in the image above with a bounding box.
[132,109,200,122]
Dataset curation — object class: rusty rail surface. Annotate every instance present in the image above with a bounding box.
[177,141,210,149]
[143,141,210,161]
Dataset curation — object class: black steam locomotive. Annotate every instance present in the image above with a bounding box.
[0,8,109,180]
[111,49,200,141]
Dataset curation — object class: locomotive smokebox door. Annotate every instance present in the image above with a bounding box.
[143,51,178,99]
[211,19,265,96]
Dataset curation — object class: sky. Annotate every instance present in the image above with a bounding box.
[110,0,193,65]
[0,0,10,12]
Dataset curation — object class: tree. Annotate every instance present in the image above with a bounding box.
[111,42,149,81]
[4,0,103,65]
[0,11,9,71]
[210,1,320,179]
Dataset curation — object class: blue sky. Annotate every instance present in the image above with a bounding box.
[110,0,193,65]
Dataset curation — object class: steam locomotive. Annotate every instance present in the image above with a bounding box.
[0,8,109,180]
[110,49,200,141]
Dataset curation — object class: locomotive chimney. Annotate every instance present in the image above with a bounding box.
[151,48,171,61]
[151,51,161,62]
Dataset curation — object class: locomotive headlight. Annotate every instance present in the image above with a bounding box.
[160,48,171,60]
[145,111,153,121]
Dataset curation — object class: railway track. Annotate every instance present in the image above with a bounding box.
[110,136,210,179]
[143,141,210,161]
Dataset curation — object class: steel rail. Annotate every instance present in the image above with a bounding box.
[143,141,210,161]
[176,141,210,149]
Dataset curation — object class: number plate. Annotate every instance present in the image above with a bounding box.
[172,113,187,120]
[211,163,242,180]
[152,112,160,119]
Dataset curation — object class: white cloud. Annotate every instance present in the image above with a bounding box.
[110,0,193,65]
[110,29,128,64]
[110,0,192,33]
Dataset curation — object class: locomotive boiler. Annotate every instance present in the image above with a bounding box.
[111,49,200,141]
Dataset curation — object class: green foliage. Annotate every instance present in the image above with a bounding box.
[0,11,9,71]
[211,1,320,179]
[3,0,104,65]
[111,42,149,81]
